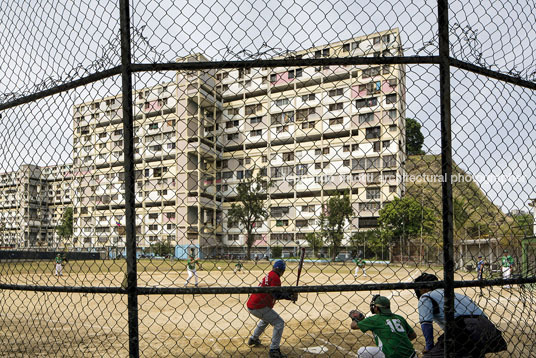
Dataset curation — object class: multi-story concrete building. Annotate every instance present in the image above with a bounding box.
[0,164,72,248]
[68,28,406,257]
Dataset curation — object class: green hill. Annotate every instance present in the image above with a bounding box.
[404,154,515,244]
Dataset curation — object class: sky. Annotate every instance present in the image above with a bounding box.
[0,0,535,212]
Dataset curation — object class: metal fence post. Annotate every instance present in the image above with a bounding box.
[438,0,455,357]
[119,0,139,356]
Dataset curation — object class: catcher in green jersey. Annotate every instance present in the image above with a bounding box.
[349,295,417,358]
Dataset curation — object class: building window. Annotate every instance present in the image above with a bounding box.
[383,155,397,168]
[296,107,317,121]
[276,220,289,227]
[288,68,302,79]
[245,103,262,115]
[226,120,239,129]
[250,116,262,124]
[302,93,316,102]
[386,94,397,104]
[328,88,344,97]
[388,109,397,120]
[356,97,378,109]
[389,185,397,193]
[283,152,294,161]
[275,98,290,107]
[359,217,378,228]
[228,107,240,116]
[227,133,239,141]
[366,188,381,200]
[373,141,381,152]
[359,112,374,124]
[228,234,239,241]
[270,74,277,82]
[382,140,391,149]
[362,67,381,78]
[329,117,343,126]
[251,129,262,137]
[365,126,380,139]
[329,102,344,111]
[389,124,397,132]
[301,121,316,129]
[222,172,233,179]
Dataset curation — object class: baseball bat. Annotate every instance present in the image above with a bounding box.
[296,247,306,286]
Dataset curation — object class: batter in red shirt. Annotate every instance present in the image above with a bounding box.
[246,260,296,358]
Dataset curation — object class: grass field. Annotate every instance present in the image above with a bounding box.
[0,259,534,357]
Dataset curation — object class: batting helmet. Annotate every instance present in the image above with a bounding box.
[273,259,286,271]
[414,272,439,299]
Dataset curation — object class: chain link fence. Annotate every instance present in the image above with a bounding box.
[1,0,535,357]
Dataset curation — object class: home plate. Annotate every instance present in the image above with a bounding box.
[301,346,328,354]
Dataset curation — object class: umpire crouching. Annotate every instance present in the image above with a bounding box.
[246,259,296,358]
[414,273,507,357]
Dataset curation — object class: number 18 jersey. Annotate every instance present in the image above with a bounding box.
[357,313,415,358]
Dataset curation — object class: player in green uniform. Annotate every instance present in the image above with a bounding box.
[353,257,367,278]
[234,260,243,274]
[184,255,199,287]
[500,249,514,288]
[54,254,64,277]
[349,295,417,358]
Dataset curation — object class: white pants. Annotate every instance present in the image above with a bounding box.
[355,266,366,277]
[185,268,198,286]
[55,263,62,276]
[502,266,511,287]
[358,347,384,358]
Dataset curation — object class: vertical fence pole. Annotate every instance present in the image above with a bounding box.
[119,0,139,356]
[438,0,455,357]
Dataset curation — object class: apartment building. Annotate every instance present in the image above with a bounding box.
[70,29,406,257]
[0,164,72,248]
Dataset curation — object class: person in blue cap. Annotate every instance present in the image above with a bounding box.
[246,259,297,358]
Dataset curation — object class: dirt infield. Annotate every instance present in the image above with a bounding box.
[0,260,534,357]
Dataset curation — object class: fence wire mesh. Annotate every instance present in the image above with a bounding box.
[0,0,535,357]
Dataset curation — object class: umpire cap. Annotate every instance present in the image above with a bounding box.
[273,259,286,271]
[414,272,438,299]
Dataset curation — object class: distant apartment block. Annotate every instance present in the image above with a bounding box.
[0,164,72,248]
[5,29,406,254]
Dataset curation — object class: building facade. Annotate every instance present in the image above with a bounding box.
[3,29,406,255]
[0,164,72,248]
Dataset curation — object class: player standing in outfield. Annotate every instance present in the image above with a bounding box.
[414,273,507,357]
[54,253,64,277]
[246,259,296,358]
[476,255,485,296]
[500,249,514,288]
[349,295,417,358]
[234,260,243,274]
[184,255,199,287]
[354,256,367,278]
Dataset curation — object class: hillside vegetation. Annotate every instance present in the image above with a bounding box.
[404,155,516,245]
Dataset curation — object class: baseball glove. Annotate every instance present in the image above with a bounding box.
[349,310,365,321]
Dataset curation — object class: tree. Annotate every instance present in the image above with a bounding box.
[350,229,386,259]
[304,232,324,257]
[378,197,436,246]
[271,245,282,258]
[151,241,174,257]
[406,118,425,155]
[318,193,353,260]
[511,212,534,238]
[56,207,73,246]
[227,173,269,259]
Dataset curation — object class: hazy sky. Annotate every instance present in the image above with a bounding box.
[0,0,535,212]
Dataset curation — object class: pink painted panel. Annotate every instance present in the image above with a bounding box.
[272,73,293,85]
[351,85,366,98]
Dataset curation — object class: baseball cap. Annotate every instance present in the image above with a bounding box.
[373,295,392,314]
[273,259,286,271]
[478,255,482,258]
